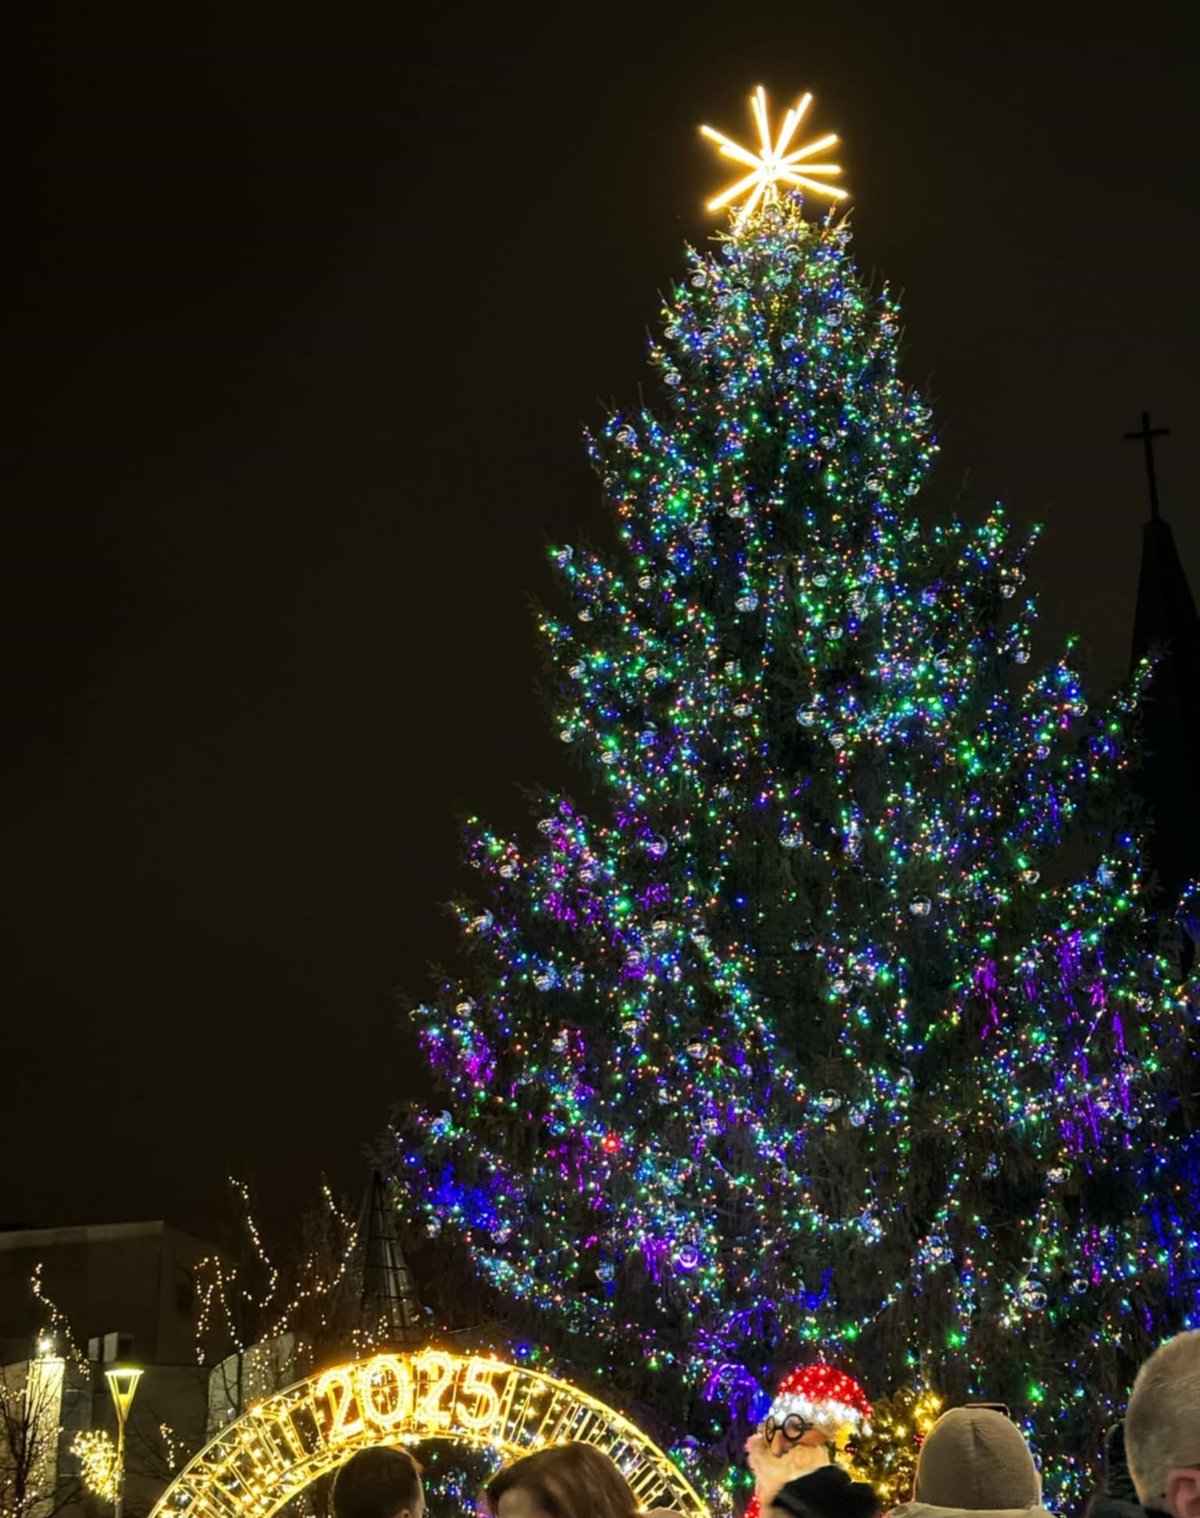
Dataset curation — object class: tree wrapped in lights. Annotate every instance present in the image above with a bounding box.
[394,89,1199,1507]
[0,1280,80,1518]
[846,1387,943,1507]
[196,1179,371,1400]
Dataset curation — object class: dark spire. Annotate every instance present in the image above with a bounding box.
[357,1171,423,1347]
[1126,414,1200,910]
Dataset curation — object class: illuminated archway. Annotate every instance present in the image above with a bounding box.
[151,1351,708,1518]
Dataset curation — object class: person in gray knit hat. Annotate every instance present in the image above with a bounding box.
[887,1407,1052,1518]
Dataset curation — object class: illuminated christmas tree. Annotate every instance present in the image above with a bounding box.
[394,89,1199,1506]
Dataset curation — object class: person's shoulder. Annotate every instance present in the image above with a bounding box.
[773,1464,880,1518]
[884,1506,1055,1518]
[1089,1500,1147,1518]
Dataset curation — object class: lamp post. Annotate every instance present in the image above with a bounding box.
[104,1366,143,1518]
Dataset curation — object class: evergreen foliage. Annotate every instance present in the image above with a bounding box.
[395,199,1199,1505]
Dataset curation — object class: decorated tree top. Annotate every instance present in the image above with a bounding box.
[701,86,848,225]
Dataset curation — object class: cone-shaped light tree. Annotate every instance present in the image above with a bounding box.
[394,89,1199,1506]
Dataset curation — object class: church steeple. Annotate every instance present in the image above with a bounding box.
[1126,413,1200,910]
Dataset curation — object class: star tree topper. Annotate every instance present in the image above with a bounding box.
[700,85,848,223]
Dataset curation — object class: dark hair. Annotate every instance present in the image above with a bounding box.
[486,1444,639,1518]
[333,1448,422,1518]
[1083,1422,1146,1518]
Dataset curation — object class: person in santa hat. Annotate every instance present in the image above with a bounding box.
[745,1364,880,1518]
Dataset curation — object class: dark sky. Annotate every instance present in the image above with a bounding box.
[2,0,1197,1238]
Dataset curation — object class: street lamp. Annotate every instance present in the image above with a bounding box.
[104,1366,143,1518]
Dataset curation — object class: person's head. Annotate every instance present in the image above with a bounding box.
[913,1406,1041,1511]
[1125,1330,1200,1518]
[485,1443,639,1518]
[333,1448,424,1518]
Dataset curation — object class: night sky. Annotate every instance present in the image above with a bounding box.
[3,0,1197,1238]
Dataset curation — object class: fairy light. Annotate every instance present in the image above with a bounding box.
[29,1266,83,1377]
[742,1365,875,1518]
[195,1179,363,1364]
[72,1431,118,1504]
[151,1352,707,1518]
[847,1387,944,1505]
[2,1271,91,1518]
[763,1364,873,1438]
[394,142,1200,1513]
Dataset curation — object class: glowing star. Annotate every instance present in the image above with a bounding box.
[701,85,847,223]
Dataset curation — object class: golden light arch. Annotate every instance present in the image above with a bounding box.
[151,1350,709,1518]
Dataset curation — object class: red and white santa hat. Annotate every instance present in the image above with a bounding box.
[765,1363,874,1440]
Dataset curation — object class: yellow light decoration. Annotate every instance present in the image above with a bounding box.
[73,1430,119,1504]
[700,85,847,223]
[194,1180,362,1363]
[845,1387,944,1507]
[149,1351,709,1518]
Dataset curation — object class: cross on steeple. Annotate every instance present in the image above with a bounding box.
[1124,411,1169,522]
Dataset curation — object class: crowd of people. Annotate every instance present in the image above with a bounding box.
[327,1329,1200,1518]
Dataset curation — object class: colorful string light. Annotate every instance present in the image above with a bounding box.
[396,194,1200,1509]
